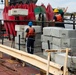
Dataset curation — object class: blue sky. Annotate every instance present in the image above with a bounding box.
[36,0,76,13]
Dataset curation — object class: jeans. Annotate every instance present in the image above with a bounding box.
[27,38,35,54]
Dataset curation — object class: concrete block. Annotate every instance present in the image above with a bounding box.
[15,44,26,51]
[70,47,76,55]
[43,49,56,62]
[41,35,52,42]
[8,9,28,16]
[15,37,25,44]
[51,28,76,38]
[34,39,41,47]
[43,50,48,56]
[15,25,25,31]
[55,53,76,67]
[35,33,41,39]
[16,31,24,38]
[53,37,76,47]
[52,44,76,54]
[52,44,65,49]
[43,27,52,36]
[34,47,42,53]
[42,42,52,50]
[43,27,76,38]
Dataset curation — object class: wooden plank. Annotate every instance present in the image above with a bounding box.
[0,44,65,75]
[63,48,69,75]
[45,49,71,52]
[46,52,51,75]
[0,52,3,58]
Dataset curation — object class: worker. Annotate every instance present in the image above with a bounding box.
[53,8,65,28]
[25,21,35,54]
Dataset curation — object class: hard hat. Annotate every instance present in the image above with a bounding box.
[28,21,33,26]
[54,9,59,13]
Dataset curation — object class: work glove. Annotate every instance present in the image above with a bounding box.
[25,38,26,42]
[25,38,27,42]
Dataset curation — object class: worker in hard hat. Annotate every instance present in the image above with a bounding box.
[53,8,65,28]
[25,21,36,54]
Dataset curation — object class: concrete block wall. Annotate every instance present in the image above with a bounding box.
[15,37,25,44]
[42,27,76,61]
[43,27,76,38]
[15,25,25,51]
[15,44,26,52]
[43,27,76,49]
[15,25,42,52]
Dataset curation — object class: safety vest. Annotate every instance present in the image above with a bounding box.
[26,27,35,37]
[56,14,63,22]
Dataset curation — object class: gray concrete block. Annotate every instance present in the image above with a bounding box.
[15,44,26,51]
[53,37,76,47]
[15,37,25,44]
[16,31,24,38]
[15,25,25,31]
[41,35,53,42]
[42,42,52,50]
[43,27,76,38]
[55,53,76,67]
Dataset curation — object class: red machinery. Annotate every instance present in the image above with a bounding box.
[3,3,54,41]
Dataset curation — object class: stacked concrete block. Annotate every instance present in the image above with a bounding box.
[52,38,76,48]
[34,38,41,47]
[42,42,52,50]
[41,35,52,49]
[43,27,76,61]
[55,53,76,67]
[35,33,41,39]
[15,37,25,44]
[16,31,24,39]
[15,44,26,52]
[52,44,63,49]
[34,33,42,52]
[43,27,76,38]
[41,34,53,57]
[51,28,76,53]
[15,25,25,51]
[41,35,52,42]
[43,27,76,48]
[15,25,25,32]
